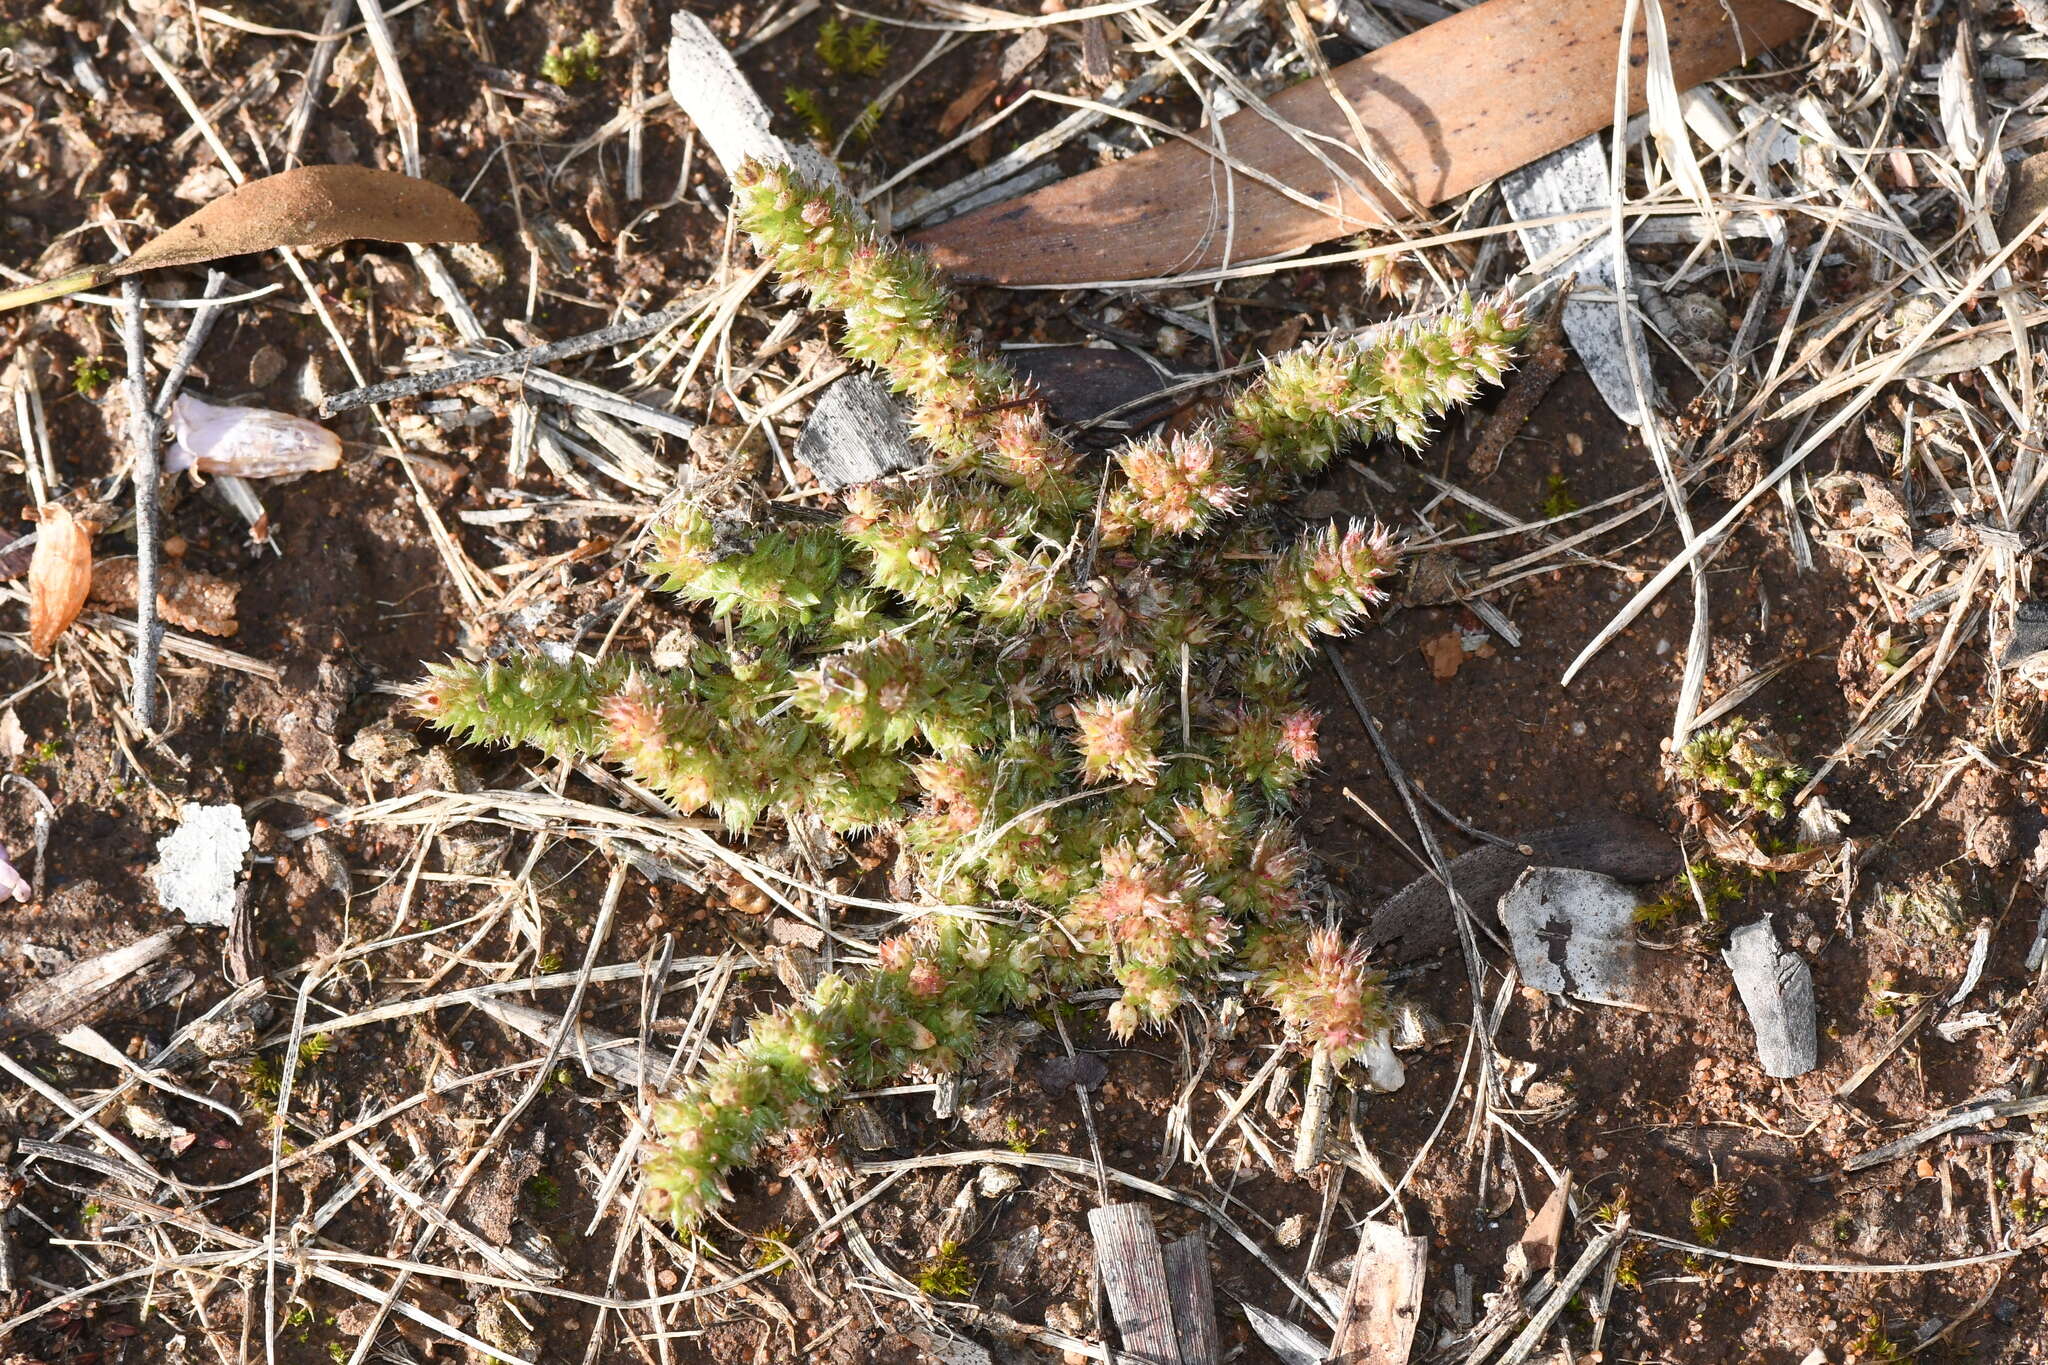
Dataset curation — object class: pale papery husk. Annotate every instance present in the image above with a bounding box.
[168,394,341,479]
[26,504,93,658]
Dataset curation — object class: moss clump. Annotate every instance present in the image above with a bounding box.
[540,30,602,88]
[1633,859,1744,930]
[816,17,890,77]
[783,86,835,143]
[1846,1313,1907,1363]
[912,1240,976,1298]
[415,164,1525,1230]
[71,354,112,397]
[1689,1182,1742,1245]
[1537,471,1579,519]
[1674,718,1809,821]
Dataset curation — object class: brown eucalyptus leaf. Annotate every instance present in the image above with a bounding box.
[0,166,485,313]
[27,505,94,657]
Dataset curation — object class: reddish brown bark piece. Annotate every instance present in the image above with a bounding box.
[90,559,241,638]
[914,0,1808,285]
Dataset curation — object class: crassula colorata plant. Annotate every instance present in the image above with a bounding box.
[415,160,1526,1228]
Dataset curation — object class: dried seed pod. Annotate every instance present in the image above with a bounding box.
[26,504,93,657]
[168,395,341,478]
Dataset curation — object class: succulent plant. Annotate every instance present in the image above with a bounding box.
[414,160,1526,1229]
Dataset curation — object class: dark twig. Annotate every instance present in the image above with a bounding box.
[1466,282,1569,478]
[279,0,351,168]
[1412,784,1530,855]
[119,278,163,730]
[319,304,700,416]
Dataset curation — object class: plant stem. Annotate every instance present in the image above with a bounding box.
[120,277,163,730]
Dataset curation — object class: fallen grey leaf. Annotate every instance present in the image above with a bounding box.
[1240,1302,1326,1365]
[1037,1051,1107,1094]
[1501,866,1645,1007]
[1723,918,1819,1079]
[153,803,250,928]
[1366,811,1678,960]
[1948,920,1993,1008]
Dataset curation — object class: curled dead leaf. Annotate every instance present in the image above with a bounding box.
[26,504,93,657]
[1677,793,1827,874]
[0,165,485,313]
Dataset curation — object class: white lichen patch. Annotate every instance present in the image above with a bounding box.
[153,802,250,928]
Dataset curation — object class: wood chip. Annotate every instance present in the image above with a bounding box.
[1089,1203,1181,1364]
[1328,1221,1428,1364]
[1163,1232,1218,1365]
[794,375,924,491]
[1499,139,1654,425]
[1723,918,1818,1079]
[666,11,843,190]
[1501,866,1647,1008]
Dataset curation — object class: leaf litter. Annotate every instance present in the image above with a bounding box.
[4,3,2048,1364]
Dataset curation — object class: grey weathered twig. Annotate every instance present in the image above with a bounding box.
[1483,1219,1627,1365]
[519,369,697,441]
[0,928,181,1045]
[1835,995,1940,1099]
[151,270,232,419]
[1293,1044,1334,1174]
[319,304,700,416]
[667,9,845,191]
[119,278,163,729]
[1843,1094,2048,1174]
